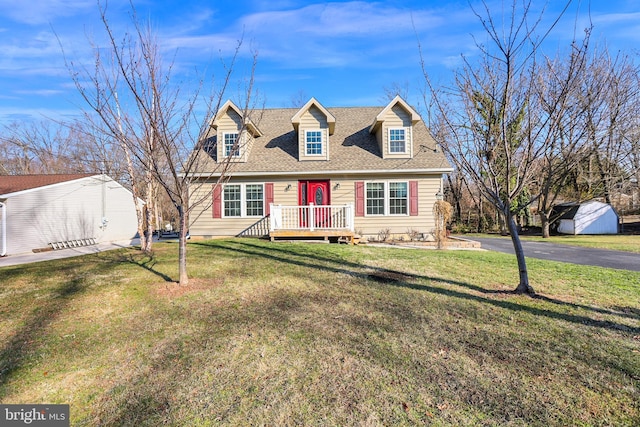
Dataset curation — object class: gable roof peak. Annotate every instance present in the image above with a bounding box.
[211,99,263,137]
[369,95,421,134]
[291,97,336,135]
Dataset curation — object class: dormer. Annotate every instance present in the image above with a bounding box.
[291,97,336,161]
[369,95,421,159]
[209,100,262,163]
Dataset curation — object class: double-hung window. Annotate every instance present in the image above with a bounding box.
[365,181,408,215]
[245,184,264,216]
[389,128,406,153]
[366,183,385,215]
[389,182,408,214]
[305,130,323,155]
[224,132,240,158]
[223,184,264,217]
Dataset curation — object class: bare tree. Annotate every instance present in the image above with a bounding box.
[584,50,638,207]
[0,119,124,176]
[530,33,597,237]
[421,0,579,295]
[62,1,256,284]
[289,90,309,108]
[381,81,411,103]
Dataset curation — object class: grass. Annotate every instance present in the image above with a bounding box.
[465,233,640,253]
[1,239,638,426]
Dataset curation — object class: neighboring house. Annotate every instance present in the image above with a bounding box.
[551,201,619,235]
[188,96,453,242]
[0,174,139,256]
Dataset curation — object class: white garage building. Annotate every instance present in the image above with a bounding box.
[0,174,139,256]
[553,201,619,235]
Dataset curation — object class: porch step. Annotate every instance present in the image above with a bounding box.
[270,230,358,244]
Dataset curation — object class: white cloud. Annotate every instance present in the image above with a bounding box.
[0,0,96,25]
[239,2,441,38]
[215,2,449,70]
[15,89,64,96]
[592,11,640,25]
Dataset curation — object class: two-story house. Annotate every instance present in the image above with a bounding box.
[188,96,452,242]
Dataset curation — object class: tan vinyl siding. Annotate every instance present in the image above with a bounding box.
[216,109,250,162]
[190,175,442,239]
[344,175,440,238]
[298,106,330,161]
[189,177,298,237]
[381,105,413,159]
[375,127,383,154]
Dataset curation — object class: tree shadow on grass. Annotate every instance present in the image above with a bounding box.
[88,249,175,283]
[115,253,174,283]
[0,277,85,392]
[0,249,174,395]
[194,240,640,335]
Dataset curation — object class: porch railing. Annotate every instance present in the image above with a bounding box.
[270,203,355,232]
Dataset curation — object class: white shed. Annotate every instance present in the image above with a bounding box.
[0,174,139,256]
[553,201,619,235]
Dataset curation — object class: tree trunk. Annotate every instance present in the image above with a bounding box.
[121,144,149,252]
[144,175,154,252]
[446,174,463,224]
[539,210,551,238]
[499,212,508,235]
[178,205,189,285]
[507,212,534,295]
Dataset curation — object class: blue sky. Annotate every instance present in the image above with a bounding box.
[0,0,639,126]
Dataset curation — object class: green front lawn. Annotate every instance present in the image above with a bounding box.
[1,239,638,425]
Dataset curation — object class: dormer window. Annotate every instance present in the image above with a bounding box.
[370,96,420,159]
[292,98,335,161]
[305,130,324,156]
[224,132,240,157]
[389,128,407,153]
[208,100,262,164]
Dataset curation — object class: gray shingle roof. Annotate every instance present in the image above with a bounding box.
[193,105,451,176]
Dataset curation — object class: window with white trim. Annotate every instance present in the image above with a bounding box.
[389,182,408,214]
[366,182,385,215]
[245,184,264,216]
[224,132,240,157]
[366,181,408,215]
[305,130,323,155]
[389,128,406,153]
[223,183,264,217]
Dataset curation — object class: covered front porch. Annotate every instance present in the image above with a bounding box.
[268,203,358,243]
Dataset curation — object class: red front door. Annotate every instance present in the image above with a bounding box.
[298,180,330,228]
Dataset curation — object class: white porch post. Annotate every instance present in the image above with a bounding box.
[309,202,315,231]
[269,203,275,231]
[270,203,284,231]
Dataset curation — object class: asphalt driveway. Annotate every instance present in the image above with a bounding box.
[472,236,640,272]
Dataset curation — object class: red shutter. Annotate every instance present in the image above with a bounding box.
[265,182,274,215]
[212,185,222,218]
[355,181,365,217]
[409,181,419,216]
